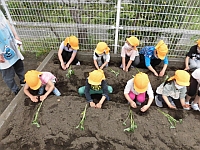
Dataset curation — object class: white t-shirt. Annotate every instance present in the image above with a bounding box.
[121,44,139,61]
[93,51,110,62]
[192,68,200,84]
[124,78,154,98]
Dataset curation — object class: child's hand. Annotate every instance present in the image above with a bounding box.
[40,95,47,101]
[0,54,5,63]
[130,101,137,108]
[96,102,102,108]
[89,102,96,108]
[159,70,165,77]
[30,95,39,102]
[140,105,149,112]
[61,62,65,70]
[153,71,158,76]
[168,104,177,109]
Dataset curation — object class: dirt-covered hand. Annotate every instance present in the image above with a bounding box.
[89,101,96,108]
[140,105,149,112]
[96,102,102,108]
[40,95,47,101]
[130,101,137,108]
[168,104,177,109]
[30,96,39,102]
[159,70,165,77]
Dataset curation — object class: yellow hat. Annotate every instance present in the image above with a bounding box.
[64,35,79,50]
[197,39,200,47]
[126,36,139,47]
[95,42,110,54]
[88,69,105,85]
[155,40,168,60]
[133,72,150,93]
[24,70,42,90]
[168,70,190,86]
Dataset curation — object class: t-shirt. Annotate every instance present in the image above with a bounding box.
[192,68,200,84]
[124,78,154,98]
[186,45,200,60]
[39,72,56,85]
[0,10,24,70]
[121,45,139,61]
[156,81,187,99]
[93,51,110,62]
[139,46,168,67]
[59,41,77,53]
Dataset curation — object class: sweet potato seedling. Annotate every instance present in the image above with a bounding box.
[110,69,119,77]
[123,108,137,132]
[32,100,44,128]
[66,66,74,78]
[76,104,88,130]
[158,109,182,129]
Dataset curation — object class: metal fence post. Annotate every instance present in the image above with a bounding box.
[114,0,122,54]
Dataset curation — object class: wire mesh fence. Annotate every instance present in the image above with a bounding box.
[1,0,200,57]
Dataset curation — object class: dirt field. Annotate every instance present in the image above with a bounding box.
[0,54,200,150]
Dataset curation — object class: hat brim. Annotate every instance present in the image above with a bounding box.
[134,84,148,93]
[30,79,42,90]
[94,49,102,54]
[157,53,165,60]
[176,80,190,86]
[71,46,79,50]
[88,79,101,85]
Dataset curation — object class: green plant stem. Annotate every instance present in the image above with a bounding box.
[135,68,140,73]
[157,109,181,129]
[76,104,88,130]
[110,69,119,77]
[123,107,137,132]
[32,100,44,128]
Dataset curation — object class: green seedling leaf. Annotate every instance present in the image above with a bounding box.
[110,69,119,77]
[66,66,74,78]
[76,104,88,130]
[123,107,137,132]
[157,109,182,129]
[135,68,140,73]
[32,100,44,128]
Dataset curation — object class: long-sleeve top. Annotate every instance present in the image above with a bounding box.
[84,79,109,102]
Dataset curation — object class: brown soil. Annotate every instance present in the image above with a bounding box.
[0,54,200,150]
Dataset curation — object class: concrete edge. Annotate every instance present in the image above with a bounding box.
[0,50,185,129]
[0,50,55,129]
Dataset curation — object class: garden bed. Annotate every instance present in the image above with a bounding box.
[0,51,199,150]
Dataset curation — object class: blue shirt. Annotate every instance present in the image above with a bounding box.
[139,46,168,67]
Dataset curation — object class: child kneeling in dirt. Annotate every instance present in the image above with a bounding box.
[120,36,140,72]
[24,70,61,102]
[78,69,113,108]
[124,72,154,112]
[93,42,110,70]
[58,35,80,70]
[155,70,190,110]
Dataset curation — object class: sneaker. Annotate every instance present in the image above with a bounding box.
[76,61,80,65]
[14,88,20,95]
[155,95,163,107]
[191,101,200,111]
[53,87,61,96]
[131,65,134,68]
[185,101,190,105]
[20,81,26,87]
[183,104,191,110]
[135,100,141,106]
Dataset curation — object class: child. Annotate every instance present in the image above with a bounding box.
[184,39,200,71]
[24,70,61,102]
[120,36,140,72]
[136,40,168,77]
[93,42,110,70]
[78,69,113,108]
[155,70,190,110]
[185,68,200,111]
[124,72,154,112]
[58,35,80,70]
